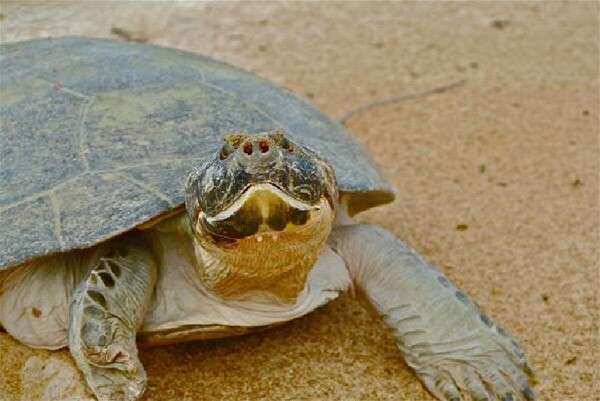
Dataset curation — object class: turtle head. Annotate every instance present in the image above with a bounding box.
[185,130,337,302]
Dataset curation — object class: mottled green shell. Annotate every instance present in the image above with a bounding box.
[0,37,394,270]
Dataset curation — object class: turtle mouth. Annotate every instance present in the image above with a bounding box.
[207,183,316,224]
[198,183,325,245]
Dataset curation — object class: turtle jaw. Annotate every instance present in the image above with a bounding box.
[191,183,335,303]
[195,182,330,247]
[185,130,338,225]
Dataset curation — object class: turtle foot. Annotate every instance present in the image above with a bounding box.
[73,305,147,401]
[68,244,156,401]
[84,360,146,401]
[413,324,536,401]
[83,341,146,401]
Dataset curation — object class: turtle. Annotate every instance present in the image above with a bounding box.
[0,37,536,401]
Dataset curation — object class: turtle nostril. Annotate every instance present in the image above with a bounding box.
[259,140,269,153]
[243,142,253,155]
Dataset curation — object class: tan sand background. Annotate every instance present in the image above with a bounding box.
[0,2,598,400]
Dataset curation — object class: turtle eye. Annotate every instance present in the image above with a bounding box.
[220,143,234,160]
[281,138,294,152]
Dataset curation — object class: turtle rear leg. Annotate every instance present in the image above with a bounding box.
[69,238,157,401]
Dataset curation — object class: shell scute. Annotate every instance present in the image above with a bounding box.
[0,37,393,270]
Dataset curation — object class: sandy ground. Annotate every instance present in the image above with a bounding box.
[0,2,598,401]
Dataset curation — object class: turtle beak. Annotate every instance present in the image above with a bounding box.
[198,183,321,244]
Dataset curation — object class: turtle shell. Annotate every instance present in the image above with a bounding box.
[0,37,394,270]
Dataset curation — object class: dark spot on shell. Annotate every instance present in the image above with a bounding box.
[571,178,582,188]
[479,164,486,173]
[469,61,479,69]
[456,224,468,231]
[258,44,267,52]
[31,307,42,318]
[565,356,577,365]
[437,276,451,288]
[480,313,493,327]
[541,294,549,302]
[107,261,121,278]
[455,290,469,304]
[99,272,115,288]
[88,290,107,308]
[373,41,385,49]
[306,92,315,99]
[497,182,508,187]
[290,209,309,225]
[582,110,589,116]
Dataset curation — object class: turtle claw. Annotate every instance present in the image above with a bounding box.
[86,343,138,372]
[89,364,146,401]
[416,346,536,401]
[78,333,147,401]
[412,321,535,401]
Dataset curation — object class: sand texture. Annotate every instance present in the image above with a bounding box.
[0,2,597,401]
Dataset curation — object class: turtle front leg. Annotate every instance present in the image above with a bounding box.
[69,239,157,401]
[329,224,536,401]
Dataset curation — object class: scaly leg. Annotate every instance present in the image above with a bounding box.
[69,238,157,401]
[329,224,535,401]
